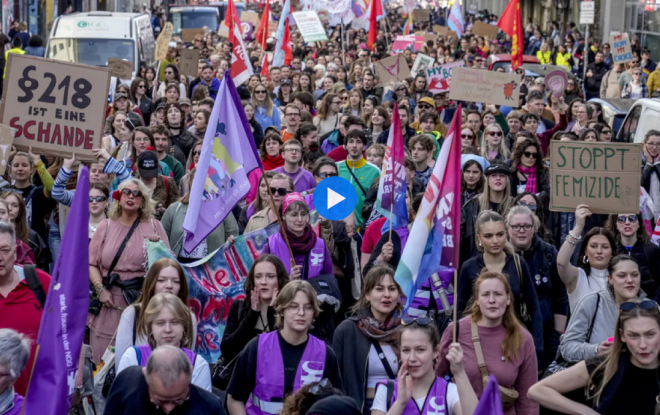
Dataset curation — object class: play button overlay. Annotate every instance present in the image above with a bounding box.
[314,176,358,220]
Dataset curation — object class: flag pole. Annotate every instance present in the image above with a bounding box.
[261,167,296,268]
[388,200,393,242]
[19,344,39,414]
[452,268,458,342]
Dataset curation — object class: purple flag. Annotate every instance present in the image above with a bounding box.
[183,71,262,252]
[474,375,504,415]
[22,167,90,415]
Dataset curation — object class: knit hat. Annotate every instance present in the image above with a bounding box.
[305,396,361,415]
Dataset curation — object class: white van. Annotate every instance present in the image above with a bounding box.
[46,12,155,79]
[616,98,660,143]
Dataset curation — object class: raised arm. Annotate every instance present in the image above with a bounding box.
[557,204,592,294]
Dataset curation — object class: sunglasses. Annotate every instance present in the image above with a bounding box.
[487,131,503,137]
[617,214,637,223]
[518,201,537,211]
[270,187,290,196]
[138,85,146,88]
[461,134,474,139]
[89,196,108,203]
[193,150,201,156]
[620,300,658,312]
[309,379,332,395]
[317,172,338,179]
[121,188,143,198]
[402,317,433,326]
[255,90,267,94]
[632,61,639,64]
[523,151,538,159]
[418,104,432,109]
[286,112,301,117]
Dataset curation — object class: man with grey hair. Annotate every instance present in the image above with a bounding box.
[0,220,50,397]
[0,329,30,414]
[104,346,224,414]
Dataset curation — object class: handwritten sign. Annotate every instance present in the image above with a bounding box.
[472,21,499,39]
[611,32,633,64]
[179,49,201,78]
[182,28,204,43]
[412,9,429,21]
[392,35,424,52]
[155,22,173,61]
[448,67,520,107]
[411,53,435,77]
[240,11,261,26]
[403,0,415,13]
[0,55,111,161]
[374,54,411,84]
[107,58,133,79]
[426,60,465,94]
[292,11,329,42]
[0,124,15,175]
[433,25,457,39]
[549,141,642,214]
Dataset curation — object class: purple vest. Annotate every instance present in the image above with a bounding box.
[392,376,449,415]
[134,345,196,367]
[247,331,327,415]
[4,394,24,415]
[268,233,326,279]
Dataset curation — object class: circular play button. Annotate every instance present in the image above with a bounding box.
[313,176,358,221]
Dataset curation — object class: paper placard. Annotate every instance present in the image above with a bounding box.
[107,58,133,79]
[426,60,465,94]
[155,22,173,61]
[411,53,435,77]
[392,35,424,52]
[182,28,205,43]
[241,11,261,26]
[412,9,429,21]
[423,33,439,45]
[549,141,642,214]
[292,11,329,42]
[179,49,201,78]
[374,54,411,84]
[449,67,521,107]
[0,124,15,175]
[0,55,111,161]
[472,21,499,39]
[611,33,634,64]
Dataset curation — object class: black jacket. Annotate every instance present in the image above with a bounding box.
[509,165,550,200]
[615,240,660,302]
[364,230,403,276]
[219,299,276,363]
[641,162,660,198]
[136,97,154,126]
[585,62,608,93]
[249,118,265,149]
[360,85,384,102]
[460,196,507,263]
[376,125,417,147]
[169,129,196,158]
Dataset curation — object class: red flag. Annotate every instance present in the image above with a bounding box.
[260,54,270,78]
[497,0,523,70]
[282,19,293,66]
[367,0,382,51]
[255,1,270,49]
[225,0,253,85]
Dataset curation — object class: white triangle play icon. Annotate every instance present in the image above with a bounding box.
[327,188,346,209]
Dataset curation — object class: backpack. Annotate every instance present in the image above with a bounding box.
[24,265,46,308]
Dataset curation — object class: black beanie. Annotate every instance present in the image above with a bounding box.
[305,396,361,415]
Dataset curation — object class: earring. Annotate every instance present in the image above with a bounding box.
[583,255,589,264]
[478,241,482,248]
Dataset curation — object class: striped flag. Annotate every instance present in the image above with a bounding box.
[402,14,413,36]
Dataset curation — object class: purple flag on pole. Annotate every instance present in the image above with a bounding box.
[474,375,504,415]
[22,167,90,415]
[183,70,262,252]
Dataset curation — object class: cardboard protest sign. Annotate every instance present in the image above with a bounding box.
[472,21,499,39]
[218,21,229,38]
[241,11,261,26]
[549,141,642,214]
[351,18,367,30]
[423,33,439,45]
[293,11,329,42]
[374,54,411,84]
[426,60,465,94]
[412,9,429,21]
[155,22,173,61]
[182,28,204,43]
[433,25,457,38]
[107,58,133,79]
[179,49,201,78]
[0,55,111,161]
[0,124,15,175]
[611,33,634,64]
[411,53,435,77]
[448,67,520,107]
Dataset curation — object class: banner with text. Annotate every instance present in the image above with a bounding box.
[426,60,465,94]
[549,141,642,214]
[0,55,111,161]
[449,67,520,107]
[611,32,633,64]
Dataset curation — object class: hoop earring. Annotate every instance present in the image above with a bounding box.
[583,255,589,264]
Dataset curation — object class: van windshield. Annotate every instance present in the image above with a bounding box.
[47,38,135,67]
[172,11,218,33]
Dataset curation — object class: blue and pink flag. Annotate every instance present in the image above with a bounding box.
[475,376,504,415]
[375,102,407,232]
[273,0,292,66]
[23,167,90,415]
[183,71,262,252]
[395,105,462,315]
[447,1,465,37]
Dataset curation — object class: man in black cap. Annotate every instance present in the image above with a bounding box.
[137,150,179,219]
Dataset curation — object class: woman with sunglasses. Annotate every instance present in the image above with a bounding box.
[332,265,403,415]
[461,156,486,206]
[622,67,649,99]
[252,82,281,133]
[439,270,540,415]
[244,174,295,234]
[592,123,613,142]
[530,300,660,414]
[314,93,342,138]
[130,77,154,126]
[88,178,168,363]
[509,137,549,198]
[156,64,186,100]
[460,126,480,152]
[606,212,660,301]
[226,280,342,415]
[480,124,509,163]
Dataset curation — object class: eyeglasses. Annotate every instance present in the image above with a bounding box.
[309,379,332,395]
[617,214,637,223]
[165,71,174,75]
[402,317,433,326]
[138,85,146,89]
[397,88,407,92]
[631,61,639,65]
[461,134,474,139]
[317,172,338,179]
[255,90,267,94]
[518,201,537,211]
[287,303,315,313]
[487,131,503,137]
[647,142,660,148]
[620,300,658,312]
[341,96,349,101]
[121,188,143,198]
[418,104,432,110]
[89,196,108,203]
[523,151,538,159]
[285,148,301,154]
[510,223,533,232]
[602,130,612,135]
[270,187,290,196]
[286,112,301,117]
[149,385,190,407]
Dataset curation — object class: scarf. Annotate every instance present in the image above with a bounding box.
[355,307,401,345]
[263,153,284,171]
[518,165,538,193]
[282,222,317,254]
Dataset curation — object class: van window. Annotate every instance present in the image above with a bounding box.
[618,106,640,143]
[48,38,135,67]
[171,11,218,33]
[644,108,660,142]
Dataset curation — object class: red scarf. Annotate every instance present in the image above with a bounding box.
[282,222,317,254]
[263,154,284,171]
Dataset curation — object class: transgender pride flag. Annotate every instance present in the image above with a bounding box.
[447,1,465,37]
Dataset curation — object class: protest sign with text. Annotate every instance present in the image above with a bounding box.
[392,35,424,52]
[1,55,111,161]
[179,49,201,77]
[549,141,642,214]
[293,11,329,42]
[472,21,499,39]
[155,22,173,61]
[412,9,429,21]
[107,58,133,79]
[611,33,633,64]
[426,60,464,94]
[449,67,520,107]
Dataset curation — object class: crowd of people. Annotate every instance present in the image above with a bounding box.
[0,2,659,415]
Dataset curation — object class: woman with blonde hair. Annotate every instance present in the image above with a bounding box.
[460,126,480,151]
[314,93,341,137]
[438,270,539,415]
[88,178,169,363]
[343,89,363,117]
[226,280,342,415]
[480,123,510,163]
[252,82,281,132]
[116,293,211,390]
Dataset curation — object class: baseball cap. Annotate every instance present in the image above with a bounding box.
[156,102,167,111]
[419,97,436,108]
[534,77,545,85]
[484,163,511,176]
[115,92,128,101]
[281,79,292,86]
[137,151,159,179]
[467,55,475,62]
[179,97,192,106]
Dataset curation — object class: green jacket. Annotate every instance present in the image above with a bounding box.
[337,158,380,228]
[160,154,185,185]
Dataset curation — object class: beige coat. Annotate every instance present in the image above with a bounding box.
[600,69,622,99]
